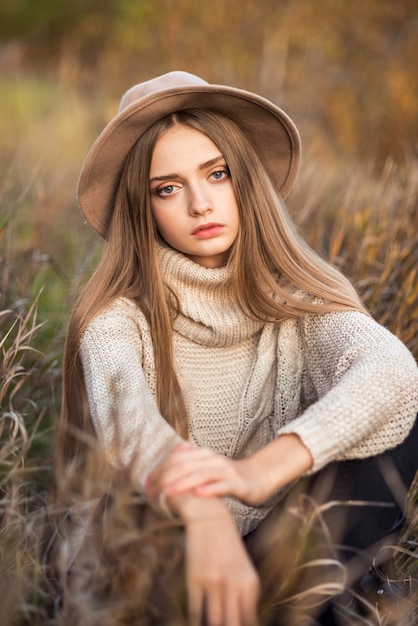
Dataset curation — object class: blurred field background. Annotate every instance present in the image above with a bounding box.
[0,0,417,623]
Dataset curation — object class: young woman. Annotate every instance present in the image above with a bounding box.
[55,71,418,625]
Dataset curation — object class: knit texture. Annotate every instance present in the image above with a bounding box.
[80,245,418,535]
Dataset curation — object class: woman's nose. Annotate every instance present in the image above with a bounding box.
[188,185,213,216]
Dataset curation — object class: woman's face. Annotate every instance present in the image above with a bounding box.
[149,124,240,268]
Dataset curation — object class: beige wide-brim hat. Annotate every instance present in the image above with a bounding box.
[78,71,302,238]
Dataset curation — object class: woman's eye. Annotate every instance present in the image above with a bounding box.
[157,184,176,197]
[211,168,229,181]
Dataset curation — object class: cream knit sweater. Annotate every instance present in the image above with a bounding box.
[80,245,418,535]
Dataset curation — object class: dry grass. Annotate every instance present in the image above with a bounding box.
[291,155,418,359]
[1,123,417,624]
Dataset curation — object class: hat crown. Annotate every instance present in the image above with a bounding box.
[118,71,209,112]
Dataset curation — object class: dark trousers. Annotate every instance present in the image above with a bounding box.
[245,417,418,624]
[308,416,418,560]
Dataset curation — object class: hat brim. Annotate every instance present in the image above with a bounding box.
[78,85,301,238]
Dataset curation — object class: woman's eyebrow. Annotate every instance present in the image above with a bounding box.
[198,155,224,170]
[149,173,178,183]
[149,155,224,183]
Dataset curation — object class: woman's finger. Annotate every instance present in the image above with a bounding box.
[240,579,260,626]
[163,467,232,495]
[153,452,230,493]
[188,584,204,626]
[206,585,224,626]
[194,479,239,498]
[145,447,204,492]
[224,589,241,626]
[147,447,216,486]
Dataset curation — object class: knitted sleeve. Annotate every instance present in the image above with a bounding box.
[278,311,418,472]
[79,300,183,489]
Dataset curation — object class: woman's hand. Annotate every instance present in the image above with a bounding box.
[146,443,269,506]
[173,493,260,626]
[146,434,313,506]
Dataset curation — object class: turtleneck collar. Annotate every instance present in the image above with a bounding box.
[157,244,264,347]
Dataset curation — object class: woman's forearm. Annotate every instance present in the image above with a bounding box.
[241,433,313,500]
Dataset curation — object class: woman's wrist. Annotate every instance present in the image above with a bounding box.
[168,491,229,526]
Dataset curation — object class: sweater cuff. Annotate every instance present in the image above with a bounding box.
[277,422,341,474]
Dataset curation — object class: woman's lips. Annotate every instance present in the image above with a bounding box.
[192,223,224,238]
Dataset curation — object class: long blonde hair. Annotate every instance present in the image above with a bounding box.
[55,109,366,477]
